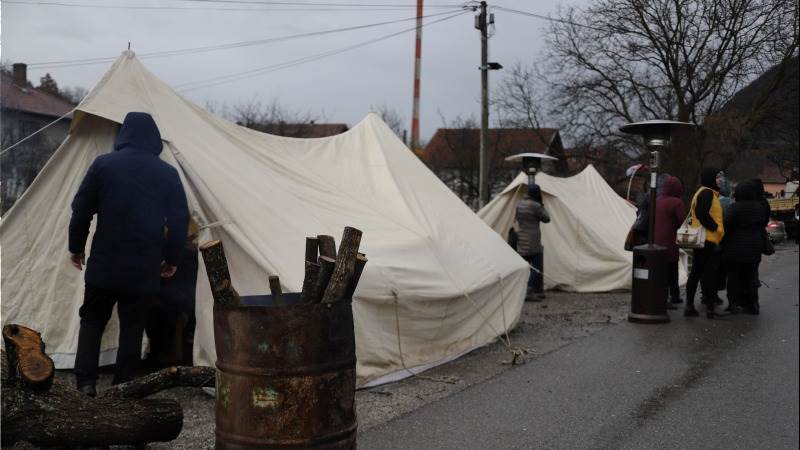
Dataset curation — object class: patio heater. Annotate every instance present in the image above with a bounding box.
[619,120,694,324]
[504,152,559,185]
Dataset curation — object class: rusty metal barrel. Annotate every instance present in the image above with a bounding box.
[213,293,357,449]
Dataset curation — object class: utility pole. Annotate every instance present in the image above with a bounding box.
[410,0,424,151]
[478,1,490,207]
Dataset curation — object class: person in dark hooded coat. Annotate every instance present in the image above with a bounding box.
[654,175,686,307]
[516,183,550,301]
[68,112,189,395]
[723,181,765,314]
[684,168,725,318]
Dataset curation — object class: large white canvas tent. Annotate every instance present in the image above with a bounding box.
[479,165,685,292]
[0,52,528,387]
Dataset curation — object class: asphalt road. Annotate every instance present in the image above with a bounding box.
[360,244,799,450]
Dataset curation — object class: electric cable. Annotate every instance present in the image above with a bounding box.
[493,5,605,32]
[24,9,463,70]
[176,10,468,92]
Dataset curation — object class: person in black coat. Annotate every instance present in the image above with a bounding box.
[68,112,189,395]
[723,181,764,314]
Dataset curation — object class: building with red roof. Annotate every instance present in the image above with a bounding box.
[1,63,74,212]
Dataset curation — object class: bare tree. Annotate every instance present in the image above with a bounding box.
[493,64,550,143]
[493,63,630,178]
[371,104,405,142]
[60,86,89,105]
[542,0,799,185]
[232,97,318,127]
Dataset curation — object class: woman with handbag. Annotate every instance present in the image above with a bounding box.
[723,181,766,314]
[654,176,686,309]
[684,168,725,318]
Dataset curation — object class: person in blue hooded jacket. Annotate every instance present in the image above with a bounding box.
[68,112,189,396]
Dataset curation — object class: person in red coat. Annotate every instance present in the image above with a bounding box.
[654,175,686,308]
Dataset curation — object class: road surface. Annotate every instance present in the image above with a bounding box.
[361,244,799,449]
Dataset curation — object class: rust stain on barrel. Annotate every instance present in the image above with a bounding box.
[213,298,357,449]
[251,387,280,409]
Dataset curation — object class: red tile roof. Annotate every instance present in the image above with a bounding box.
[1,72,74,119]
[418,128,558,169]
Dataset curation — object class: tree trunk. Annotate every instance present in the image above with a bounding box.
[343,253,368,300]
[321,227,363,304]
[1,351,207,447]
[311,256,336,303]
[1,383,183,448]
[317,235,337,259]
[99,365,215,400]
[200,239,241,308]
[305,236,319,263]
[268,275,284,306]
[300,261,320,304]
[2,324,54,390]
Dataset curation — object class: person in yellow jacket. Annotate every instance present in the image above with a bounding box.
[685,168,725,318]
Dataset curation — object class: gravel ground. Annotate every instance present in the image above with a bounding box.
[38,289,630,449]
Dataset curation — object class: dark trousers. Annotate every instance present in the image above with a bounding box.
[726,262,760,309]
[524,253,544,293]
[667,261,680,300]
[686,242,721,308]
[74,284,148,388]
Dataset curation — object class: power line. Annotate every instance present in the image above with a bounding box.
[177,10,469,92]
[3,1,412,12]
[1,11,468,153]
[26,9,463,69]
[493,5,605,32]
[152,0,462,6]
[5,0,463,11]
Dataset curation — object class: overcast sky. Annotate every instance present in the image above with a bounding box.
[1,0,585,141]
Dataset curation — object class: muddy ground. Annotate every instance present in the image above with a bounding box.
[38,290,630,449]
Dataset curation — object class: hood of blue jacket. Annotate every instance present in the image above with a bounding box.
[114,112,163,155]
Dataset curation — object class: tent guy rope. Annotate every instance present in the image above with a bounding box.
[0,108,76,156]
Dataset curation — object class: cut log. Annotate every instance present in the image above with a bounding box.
[1,349,189,447]
[2,324,55,390]
[200,239,241,308]
[100,365,216,400]
[300,261,320,304]
[321,227,363,304]
[317,234,337,259]
[1,384,183,447]
[268,275,284,306]
[305,236,319,263]
[311,256,336,303]
[343,253,368,300]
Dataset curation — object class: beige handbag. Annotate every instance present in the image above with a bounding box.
[675,194,706,249]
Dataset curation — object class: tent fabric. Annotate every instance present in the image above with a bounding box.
[478,166,687,292]
[0,51,528,387]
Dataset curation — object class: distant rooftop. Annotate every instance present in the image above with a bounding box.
[1,69,74,119]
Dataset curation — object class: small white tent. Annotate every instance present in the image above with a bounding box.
[479,165,679,292]
[0,52,528,387]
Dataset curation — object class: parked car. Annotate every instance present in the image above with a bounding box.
[766,219,787,243]
[767,195,798,239]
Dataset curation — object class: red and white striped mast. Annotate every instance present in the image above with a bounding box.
[410,0,423,150]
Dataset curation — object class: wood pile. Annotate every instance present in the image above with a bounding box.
[0,324,215,448]
[200,226,368,306]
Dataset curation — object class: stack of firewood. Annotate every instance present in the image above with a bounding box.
[199,226,367,307]
[1,324,215,448]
